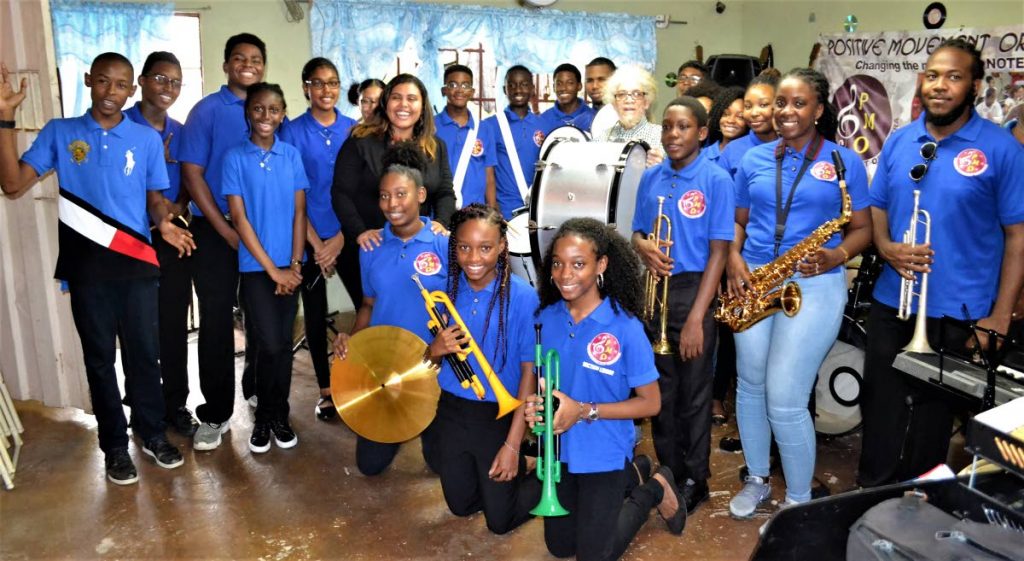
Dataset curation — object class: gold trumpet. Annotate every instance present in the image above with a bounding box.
[897,189,934,354]
[411,274,524,419]
[643,196,673,355]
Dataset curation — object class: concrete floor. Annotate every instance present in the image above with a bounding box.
[0,320,868,561]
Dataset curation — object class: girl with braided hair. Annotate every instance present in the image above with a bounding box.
[527,218,687,561]
[428,203,541,534]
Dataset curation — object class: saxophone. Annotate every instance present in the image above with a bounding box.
[715,150,852,332]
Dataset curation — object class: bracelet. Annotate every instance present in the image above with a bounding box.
[0,120,15,129]
[503,440,519,455]
[836,246,849,262]
[290,259,302,268]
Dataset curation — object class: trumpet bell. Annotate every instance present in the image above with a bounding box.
[651,336,672,355]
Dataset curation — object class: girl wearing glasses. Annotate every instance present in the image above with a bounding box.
[598,65,663,167]
[347,78,385,124]
[279,57,355,421]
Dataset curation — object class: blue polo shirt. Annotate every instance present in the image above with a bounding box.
[279,108,354,239]
[632,154,735,274]
[221,138,309,273]
[870,113,1024,319]
[481,107,546,218]
[539,98,596,134]
[361,219,449,342]
[702,141,724,168]
[125,102,182,203]
[434,109,497,208]
[538,299,658,474]
[735,139,869,273]
[179,85,249,217]
[718,130,772,177]
[438,273,537,402]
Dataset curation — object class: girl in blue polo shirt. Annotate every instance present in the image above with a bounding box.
[527,218,686,561]
[717,70,780,177]
[333,143,448,476]
[223,82,308,454]
[427,204,539,534]
[631,97,734,514]
[726,68,872,517]
[279,57,355,422]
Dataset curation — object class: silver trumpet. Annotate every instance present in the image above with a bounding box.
[897,189,934,354]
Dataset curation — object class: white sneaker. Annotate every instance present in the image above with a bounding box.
[193,421,230,451]
[729,475,771,519]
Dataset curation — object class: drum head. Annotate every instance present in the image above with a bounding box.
[814,315,865,436]
[539,125,590,158]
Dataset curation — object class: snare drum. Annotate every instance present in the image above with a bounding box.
[539,125,590,159]
[529,139,647,270]
[814,314,865,436]
[506,207,539,286]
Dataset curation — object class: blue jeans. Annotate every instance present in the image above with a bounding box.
[734,268,846,502]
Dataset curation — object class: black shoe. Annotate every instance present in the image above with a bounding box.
[719,436,743,453]
[142,436,184,469]
[653,466,687,535]
[105,447,138,485]
[249,422,271,454]
[631,454,652,487]
[682,479,710,514]
[315,395,337,421]
[270,419,298,449]
[167,406,199,437]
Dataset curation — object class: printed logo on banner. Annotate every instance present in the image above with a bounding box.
[810,161,837,181]
[954,148,988,177]
[832,75,893,164]
[472,138,484,157]
[587,333,621,366]
[413,252,443,275]
[678,190,706,218]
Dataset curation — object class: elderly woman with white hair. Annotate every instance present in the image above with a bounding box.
[599,65,664,165]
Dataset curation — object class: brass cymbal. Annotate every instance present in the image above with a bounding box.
[330,326,440,444]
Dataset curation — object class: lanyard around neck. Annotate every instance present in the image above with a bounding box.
[773,134,823,257]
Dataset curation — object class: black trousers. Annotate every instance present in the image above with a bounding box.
[648,273,716,484]
[68,278,165,452]
[858,300,970,487]
[356,418,441,476]
[336,239,363,309]
[543,462,663,561]
[300,246,331,390]
[435,391,539,534]
[154,234,192,414]
[239,273,298,424]
[189,216,239,424]
[712,323,736,402]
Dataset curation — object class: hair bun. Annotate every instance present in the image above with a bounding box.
[382,141,427,172]
[347,82,360,106]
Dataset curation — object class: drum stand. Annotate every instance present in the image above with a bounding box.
[0,370,24,490]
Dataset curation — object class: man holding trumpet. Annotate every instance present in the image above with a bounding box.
[858,39,1024,488]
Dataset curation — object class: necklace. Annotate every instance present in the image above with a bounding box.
[317,127,333,146]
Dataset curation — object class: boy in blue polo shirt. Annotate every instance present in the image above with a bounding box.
[434,64,497,210]
[631,97,734,514]
[125,51,198,437]
[0,54,195,485]
[859,39,1024,487]
[480,66,545,219]
[179,33,266,451]
[539,63,597,134]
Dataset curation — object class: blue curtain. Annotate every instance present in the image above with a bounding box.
[50,0,173,118]
[310,0,656,118]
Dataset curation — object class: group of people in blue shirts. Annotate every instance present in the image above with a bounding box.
[0,26,1021,561]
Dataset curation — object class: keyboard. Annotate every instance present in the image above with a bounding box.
[893,352,1024,406]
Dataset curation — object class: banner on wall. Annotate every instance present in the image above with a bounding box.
[815,25,1024,175]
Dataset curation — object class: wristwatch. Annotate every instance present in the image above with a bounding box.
[585,402,599,423]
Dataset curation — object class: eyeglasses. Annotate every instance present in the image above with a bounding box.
[305,79,341,90]
[614,90,647,101]
[908,141,938,182]
[147,74,182,90]
[678,75,703,85]
[445,81,474,91]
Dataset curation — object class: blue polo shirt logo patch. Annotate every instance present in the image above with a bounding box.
[954,148,988,177]
[124,148,136,176]
[679,189,706,219]
[533,130,545,147]
[472,138,484,157]
[587,332,622,366]
[413,251,443,275]
[68,140,89,165]
[810,161,837,181]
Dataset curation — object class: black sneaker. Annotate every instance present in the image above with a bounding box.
[142,436,184,469]
[105,447,138,485]
[167,406,199,437]
[250,422,271,454]
[270,420,298,449]
[682,479,710,514]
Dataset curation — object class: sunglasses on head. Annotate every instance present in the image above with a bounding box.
[909,141,937,182]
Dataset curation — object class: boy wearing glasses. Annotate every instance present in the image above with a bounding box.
[675,61,708,97]
[434,64,496,209]
[125,51,197,437]
[179,33,267,452]
[859,38,1024,487]
[539,63,596,134]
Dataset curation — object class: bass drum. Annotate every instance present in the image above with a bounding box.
[814,314,866,437]
[539,125,590,159]
[507,206,539,286]
[529,139,648,269]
